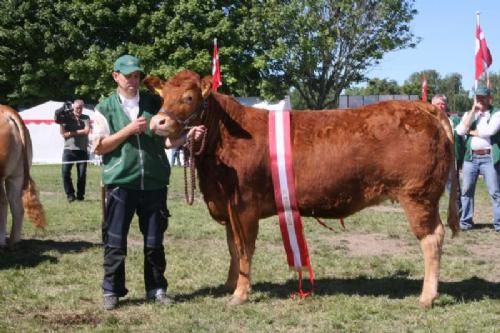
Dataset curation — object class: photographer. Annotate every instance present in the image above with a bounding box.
[59,99,90,202]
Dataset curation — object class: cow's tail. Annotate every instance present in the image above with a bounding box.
[22,177,46,229]
[7,107,47,229]
[443,119,460,238]
[422,103,460,237]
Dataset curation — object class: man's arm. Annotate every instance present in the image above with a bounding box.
[473,110,500,137]
[60,118,91,138]
[456,105,479,136]
[94,116,147,155]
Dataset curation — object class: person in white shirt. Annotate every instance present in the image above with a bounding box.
[455,86,500,232]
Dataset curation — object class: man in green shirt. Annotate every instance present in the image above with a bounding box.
[92,55,205,310]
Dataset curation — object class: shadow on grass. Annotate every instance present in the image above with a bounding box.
[0,238,99,270]
[176,275,500,305]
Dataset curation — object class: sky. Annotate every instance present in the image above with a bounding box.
[365,0,500,91]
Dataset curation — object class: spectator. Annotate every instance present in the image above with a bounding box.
[60,99,90,202]
[455,86,500,231]
[431,94,463,214]
[171,146,182,166]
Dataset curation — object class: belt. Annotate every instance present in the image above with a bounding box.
[472,149,491,155]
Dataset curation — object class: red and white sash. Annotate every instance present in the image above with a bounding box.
[269,98,314,296]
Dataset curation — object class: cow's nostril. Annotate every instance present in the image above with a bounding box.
[159,119,166,125]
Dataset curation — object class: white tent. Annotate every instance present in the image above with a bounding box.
[20,101,94,164]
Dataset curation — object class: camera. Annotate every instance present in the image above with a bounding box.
[54,101,75,125]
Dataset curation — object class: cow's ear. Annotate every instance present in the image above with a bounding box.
[201,75,212,99]
[143,76,165,97]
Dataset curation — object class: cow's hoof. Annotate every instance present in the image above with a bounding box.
[226,295,247,307]
[419,294,437,309]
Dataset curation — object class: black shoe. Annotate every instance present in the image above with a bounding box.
[76,195,84,201]
[103,295,118,310]
[67,195,76,203]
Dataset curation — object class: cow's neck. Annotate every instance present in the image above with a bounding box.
[201,93,252,155]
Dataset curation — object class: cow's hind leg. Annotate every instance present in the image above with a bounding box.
[6,175,24,247]
[0,182,7,248]
[399,196,444,308]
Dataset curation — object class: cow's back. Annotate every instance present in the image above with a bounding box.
[290,100,451,218]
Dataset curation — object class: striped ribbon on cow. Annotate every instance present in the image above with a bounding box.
[268,97,314,297]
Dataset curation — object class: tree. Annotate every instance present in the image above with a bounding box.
[0,1,270,106]
[439,73,471,113]
[345,78,401,95]
[488,71,500,109]
[0,0,77,107]
[401,69,440,97]
[254,0,418,109]
[402,70,471,112]
[0,0,418,109]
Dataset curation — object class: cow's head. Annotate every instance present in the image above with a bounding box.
[146,70,212,138]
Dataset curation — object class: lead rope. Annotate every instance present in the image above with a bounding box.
[183,129,207,205]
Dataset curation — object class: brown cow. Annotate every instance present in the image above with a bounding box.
[0,105,46,249]
[145,70,459,308]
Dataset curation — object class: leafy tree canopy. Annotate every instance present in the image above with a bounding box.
[0,0,418,110]
[402,70,472,112]
[345,78,401,95]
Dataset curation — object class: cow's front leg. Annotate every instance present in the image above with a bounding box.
[227,215,259,306]
[224,222,239,292]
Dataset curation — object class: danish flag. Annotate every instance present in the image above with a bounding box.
[212,38,222,91]
[475,22,492,81]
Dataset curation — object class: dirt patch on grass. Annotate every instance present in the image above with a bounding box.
[467,238,500,262]
[35,311,102,329]
[326,229,500,265]
[330,233,416,257]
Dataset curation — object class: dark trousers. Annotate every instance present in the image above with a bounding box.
[62,149,88,199]
[102,187,169,297]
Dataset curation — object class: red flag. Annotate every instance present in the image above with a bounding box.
[475,23,493,80]
[212,38,222,91]
[421,75,427,102]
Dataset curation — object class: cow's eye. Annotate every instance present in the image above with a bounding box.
[184,95,193,104]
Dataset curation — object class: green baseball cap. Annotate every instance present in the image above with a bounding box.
[474,86,491,96]
[113,55,143,75]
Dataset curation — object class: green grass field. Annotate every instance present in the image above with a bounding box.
[1,165,500,332]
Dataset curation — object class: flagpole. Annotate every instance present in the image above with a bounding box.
[475,12,480,90]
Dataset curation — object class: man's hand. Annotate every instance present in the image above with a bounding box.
[126,116,148,135]
[187,125,206,142]
[471,101,483,114]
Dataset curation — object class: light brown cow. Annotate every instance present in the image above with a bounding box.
[146,70,459,308]
[0,105,46,248]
